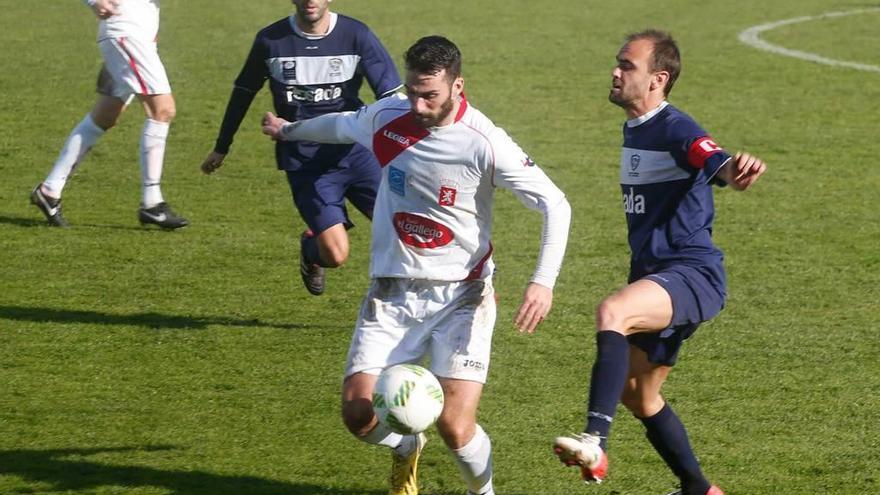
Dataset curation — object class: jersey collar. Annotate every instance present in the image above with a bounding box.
[289,12,338,40]
[626,100,669,128]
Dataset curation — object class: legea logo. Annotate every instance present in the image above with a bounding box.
[393,212,453,248]
[383,130,411,147]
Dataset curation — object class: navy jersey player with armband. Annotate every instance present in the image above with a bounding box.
[553,30,766,495]
[201,0,401,295]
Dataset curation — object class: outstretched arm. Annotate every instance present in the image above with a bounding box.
[261,112,355,144]
[261,95,384,147]
[717,151,767,190]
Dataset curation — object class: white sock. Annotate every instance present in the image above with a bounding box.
[140,118,168,207]
[360,422,421,457]
[43,114,105,197]
[452,424,494,495]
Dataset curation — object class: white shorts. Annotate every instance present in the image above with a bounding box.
[97,37,171,100]
[344,278,497,383]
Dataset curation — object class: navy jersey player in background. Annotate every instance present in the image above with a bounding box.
[553,30,766,495]
[201,0,401,295]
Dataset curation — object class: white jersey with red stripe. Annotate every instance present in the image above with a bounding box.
[287,92,570,286]
[86,0,161,42]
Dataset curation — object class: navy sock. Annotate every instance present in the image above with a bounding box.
[301,234,331,267]
[585,330,630,450]
[640,403,710,495]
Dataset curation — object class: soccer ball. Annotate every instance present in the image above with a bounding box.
[372,364,445,434]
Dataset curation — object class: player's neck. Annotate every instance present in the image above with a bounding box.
[296,13,332,36]
[625,96,666,120]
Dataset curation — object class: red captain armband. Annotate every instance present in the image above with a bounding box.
[686,136,723,169]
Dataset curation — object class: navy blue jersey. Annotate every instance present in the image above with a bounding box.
[234,14,401,171]
[620,102,731,292]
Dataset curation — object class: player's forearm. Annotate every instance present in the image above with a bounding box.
[279,112,355,144]
[214,86,258,154]
[530,196,571,289]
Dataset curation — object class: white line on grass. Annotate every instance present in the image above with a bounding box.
[738,8,880,73]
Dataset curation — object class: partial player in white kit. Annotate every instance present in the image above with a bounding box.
[263,36,572,495]
[30,0,188,229]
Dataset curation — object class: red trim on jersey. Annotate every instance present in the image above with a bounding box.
[464,242,493,281]
[687,136,723,169]
[454,93,469,122]
[373,112,430,167]
[117,37,149,94]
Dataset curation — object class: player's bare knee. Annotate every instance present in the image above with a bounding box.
[93,117,118,131]
[323,250,348,268]
[90,110,120,130]
[341,398,375,436]
[595,298,625,331]
[319,244,349,267]
[620,390,646,416]
[435,416,471,448]
[622,392,664,418]
[154,104,176,123]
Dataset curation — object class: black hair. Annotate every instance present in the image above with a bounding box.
[404,35,462,80]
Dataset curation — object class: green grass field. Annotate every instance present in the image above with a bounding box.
[1,1,878,494]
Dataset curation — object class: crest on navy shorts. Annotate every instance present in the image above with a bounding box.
[389,166,406,196]
[282,61,297,80]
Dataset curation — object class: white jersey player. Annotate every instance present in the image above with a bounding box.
[263,36,571,495]
[30,0,187,229]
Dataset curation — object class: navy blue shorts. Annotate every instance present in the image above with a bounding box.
[285,144,381,235]
[627,265,726,366]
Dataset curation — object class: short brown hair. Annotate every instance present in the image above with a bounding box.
[626,29,681,96]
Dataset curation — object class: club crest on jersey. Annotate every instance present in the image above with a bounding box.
[628,153,642,178]
[522,156,536,167]
[439,186,457,206]
[388,166,406,196]
[328,58,343,77]
[630,154,641,171]
[282,61,296,80]
[623,186,646,214]
[393,212,454,249]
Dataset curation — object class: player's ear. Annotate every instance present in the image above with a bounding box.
[452,76,464,97]
[651,71,669,92]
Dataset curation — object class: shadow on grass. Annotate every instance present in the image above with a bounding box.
[0,214,46,228]
[0,305,326,331]
[0,214,177,231]
[0,446,384,494]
